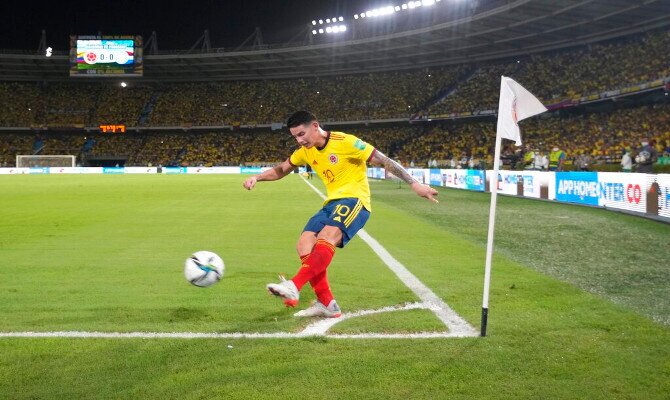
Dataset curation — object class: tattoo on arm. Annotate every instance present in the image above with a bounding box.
[371,150,417,185]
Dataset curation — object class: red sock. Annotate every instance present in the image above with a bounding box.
[292,239,335,291]
[298,253,334,306]
[310,271,334,306]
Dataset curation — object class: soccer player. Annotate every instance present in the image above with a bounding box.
[242,111,438,318]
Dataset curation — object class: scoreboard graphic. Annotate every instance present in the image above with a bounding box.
[70,35,143,77]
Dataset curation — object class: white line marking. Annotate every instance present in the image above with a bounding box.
[0,331,464,339]
[0,303,475,340]
[300,177,478,337]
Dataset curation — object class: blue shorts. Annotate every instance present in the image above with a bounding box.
[303,198,370,248]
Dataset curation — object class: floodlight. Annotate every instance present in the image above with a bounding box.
[402,4,408,10]
[395,6,401,11]
[121,82,127,88]
[45,47,52,57]
[319,28,324,33]
[366,11,372,17]
[340,25,347,31]
[332,26,339,33]
[354,14,359,19]
[423,0,435,6]
[312,30,317,35]
[326,18,331,23]
[319,19,323,24]
[360,13,366,18]
[326,27,332,33]
[339,16,344,21]
[312,20,317,25]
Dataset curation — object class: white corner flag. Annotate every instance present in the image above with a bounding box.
[496,76,547,146]
[481,76,547,337]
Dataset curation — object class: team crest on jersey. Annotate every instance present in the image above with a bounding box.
[329,154,338,164]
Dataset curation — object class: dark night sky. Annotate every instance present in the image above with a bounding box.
[0,0,379,51]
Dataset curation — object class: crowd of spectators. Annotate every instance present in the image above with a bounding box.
[0,30,670,127]
[1,28,669,169]
[1,102,668,170]
[428,29,670,116]
[0,30,667,127]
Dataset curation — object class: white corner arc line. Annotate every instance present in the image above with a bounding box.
[300,176,478,337]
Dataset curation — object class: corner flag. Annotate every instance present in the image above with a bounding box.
[481,76,547,337]
[496,76,547,146]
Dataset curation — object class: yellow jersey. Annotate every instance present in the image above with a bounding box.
[289,131,376,211]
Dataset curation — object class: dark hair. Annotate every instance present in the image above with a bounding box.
[286,110,317,128]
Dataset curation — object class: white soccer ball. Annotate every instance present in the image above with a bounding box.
[184,251,225,287]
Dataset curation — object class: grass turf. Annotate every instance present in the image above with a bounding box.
[0,174,668,399]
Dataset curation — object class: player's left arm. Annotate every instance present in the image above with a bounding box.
[369,150,439,203]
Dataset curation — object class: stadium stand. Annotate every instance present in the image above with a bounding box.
[0,28,669,170]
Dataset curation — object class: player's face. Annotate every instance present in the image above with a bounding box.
[289,121,321,148]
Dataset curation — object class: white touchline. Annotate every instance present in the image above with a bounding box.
[0,303,472,340]
[300,176,478,337]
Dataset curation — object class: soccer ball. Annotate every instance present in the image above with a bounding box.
[184,251,225,287]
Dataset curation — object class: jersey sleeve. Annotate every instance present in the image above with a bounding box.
[289,148,307,167]
[343,134,375,162]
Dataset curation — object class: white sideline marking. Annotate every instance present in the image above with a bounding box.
[300,177,478,337]
[0,304,471,340]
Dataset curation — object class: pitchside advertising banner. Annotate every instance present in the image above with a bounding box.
[597,172,647,214]
[554,172,651,213]
[186,167,240,174]
[440,169,486,191]
[367,167,384,179]
[0,166,667,219]
[648,174,670,218]
[555,172,600,205]
[487,170,552,199]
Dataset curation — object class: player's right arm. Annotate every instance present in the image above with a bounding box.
[369,150,439,203]
[243,159,294,190]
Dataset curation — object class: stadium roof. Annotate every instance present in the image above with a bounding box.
[1,0,669,82]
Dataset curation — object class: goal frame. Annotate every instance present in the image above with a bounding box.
[16,155,76,168]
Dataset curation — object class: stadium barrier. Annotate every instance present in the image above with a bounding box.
[377,168,670,221]
[0,167,667,220]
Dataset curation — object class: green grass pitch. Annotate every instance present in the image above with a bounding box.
[0,174,668,399]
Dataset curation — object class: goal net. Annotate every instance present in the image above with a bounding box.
[16,155,76,168]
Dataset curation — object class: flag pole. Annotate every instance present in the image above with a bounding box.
[481,76,547,337]
[481,129,503,337]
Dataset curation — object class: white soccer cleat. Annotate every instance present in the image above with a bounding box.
[266,275,300,307]
[294,300,342,318]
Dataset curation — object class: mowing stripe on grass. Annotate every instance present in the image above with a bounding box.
[300,177,478,337]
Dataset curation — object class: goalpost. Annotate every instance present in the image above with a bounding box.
[16,155,76,168]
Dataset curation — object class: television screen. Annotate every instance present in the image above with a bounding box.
[69,35,143,77]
